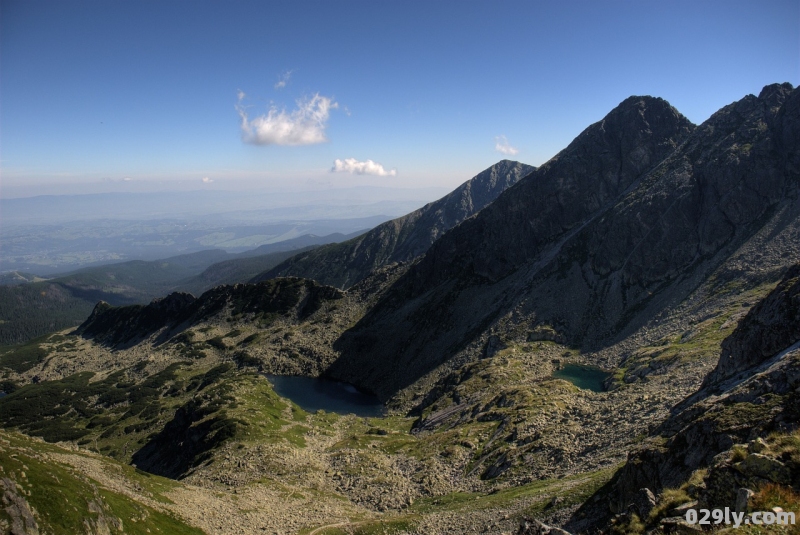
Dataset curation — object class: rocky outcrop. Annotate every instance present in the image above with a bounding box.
[255,160,535,289]
[601,262,800,517]
[1,477,39,535]
[328,84,800,400]
[704,263,800,386]
[76,278,344,348]
[700,439,798,510]
[517,517,572,535]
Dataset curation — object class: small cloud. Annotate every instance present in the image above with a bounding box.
[237,89,246,101]
[495,135,519,156]
[331,158,397,177]
[123,177,132,181]
[236,92,338,146]
[274,70,293,90]
[202,177,213,183]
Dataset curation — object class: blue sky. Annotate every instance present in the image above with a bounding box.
[1,0,798,198]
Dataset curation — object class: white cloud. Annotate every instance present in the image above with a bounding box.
[202,177,213,183]
[495,135,519,156]
[236,93,338,146]
[331,158,397,177]
[274,70,292,90]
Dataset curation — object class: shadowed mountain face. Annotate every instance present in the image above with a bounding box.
[328,84,800,399]
[256,160,535,289]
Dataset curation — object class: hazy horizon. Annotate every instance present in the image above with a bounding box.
[0,185,451,274]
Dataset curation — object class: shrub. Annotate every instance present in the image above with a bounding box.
[206,337,227,350]
[0,344,49,373]
[731,444,748,462]
[752,482,800,511]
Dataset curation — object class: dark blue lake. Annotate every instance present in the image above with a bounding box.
[265,375,385,417]
[552,364,610,392]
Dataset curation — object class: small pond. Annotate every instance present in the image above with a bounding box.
[265,374,384,417]
[551,364,610,392]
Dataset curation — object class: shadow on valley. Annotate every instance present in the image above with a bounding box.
[131,386,240,479]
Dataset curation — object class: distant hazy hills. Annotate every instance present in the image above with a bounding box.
[256,160,535,289]
[0,187,448,225]
[1,213,394,275]
[0,232,361,345]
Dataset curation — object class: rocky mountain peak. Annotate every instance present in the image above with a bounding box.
[759,81,794,108]
[406,94,695,289]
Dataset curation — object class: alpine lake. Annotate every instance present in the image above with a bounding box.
[265,374,385,417]
[551,363,610,392]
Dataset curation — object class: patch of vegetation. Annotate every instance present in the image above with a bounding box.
[303,517,422,535]
[0,379,20,394]
[408,465,618,517]
[172,331,195,344]
[610,512,644,535]
[751,483,800,520]
[731,444,748,462]
[0,363,186,448]
[233,350,261,368]
[238,333,261,346]
[0,284,96,345]
[0,340,50,373]
[197,363,234,390]
[206,336,228,350]
[646,487,692,525]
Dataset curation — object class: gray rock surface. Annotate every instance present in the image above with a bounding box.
[1,477,39,535]
[735,488,754,513]
[705,263,800,386]
[603,261,800,517]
